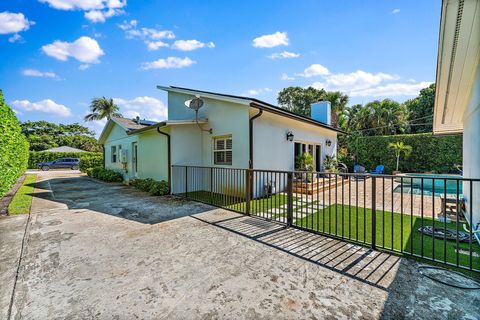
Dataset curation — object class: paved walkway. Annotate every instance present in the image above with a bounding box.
[1,171,479,319]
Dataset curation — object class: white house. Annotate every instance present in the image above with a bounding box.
[434,0,480,239]
[99,86,341,195]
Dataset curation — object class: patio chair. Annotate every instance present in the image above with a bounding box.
[369,165,385,174]
[353,164,367,180]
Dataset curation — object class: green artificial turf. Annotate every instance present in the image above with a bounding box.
[295,204,480,271]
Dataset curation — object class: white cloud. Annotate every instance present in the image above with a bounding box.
[298,64,330,77]
[119,20,176,50]
[171,39,215,51]
[83,117,107,137]
[145,41,168,51]
[8,34,23,43]
[319,70,397,91]
[11,99,71,117]
[346,81,433,97]
[141,57,195,70]
[22,68,59,78]
[392,8,400,14]
[79,64,90,70]
[0,12,35,35]
[267,51,299,59]
[280,73,294,81]
[84,8,123,23]
[39,0,126,23]
[113,96,167,121]
[42,36,104,64]
[244,88,272,97]
[252,31,289,48]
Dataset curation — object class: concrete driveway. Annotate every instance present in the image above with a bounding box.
[1,171,479,319]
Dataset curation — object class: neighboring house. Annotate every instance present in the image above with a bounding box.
[434,0,479,239]
[98,86,341,194]
[44,146,86,153]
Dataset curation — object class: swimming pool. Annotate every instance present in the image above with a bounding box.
[394,173,463,197]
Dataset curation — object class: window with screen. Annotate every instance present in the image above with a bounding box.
[111,146,117,163]
[118,145,122,163]
[213,136,232,165]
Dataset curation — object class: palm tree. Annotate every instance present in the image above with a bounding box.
[389,142,412,171]
[84,97,122,121]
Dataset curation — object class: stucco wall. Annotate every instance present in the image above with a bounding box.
[103,124,138,180]
[137,130,168,182]
[462,62,480,237]
[168,92,250,168]
[103,123,168,182]
[251,109,338,171]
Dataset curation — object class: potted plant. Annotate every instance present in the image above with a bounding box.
[388,142,412,174]
[295,152,314,182]
[324,155,338,173]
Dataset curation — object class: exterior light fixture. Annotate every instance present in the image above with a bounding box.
[286,131,294,142]
[326,139,332,147]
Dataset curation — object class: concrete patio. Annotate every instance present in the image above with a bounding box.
[1,171,478,319]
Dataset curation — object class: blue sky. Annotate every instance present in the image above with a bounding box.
[0,0,440,135]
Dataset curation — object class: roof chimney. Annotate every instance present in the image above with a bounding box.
[311,101,331,125]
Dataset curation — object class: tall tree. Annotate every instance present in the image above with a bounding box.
[404,83,435,133]
[277,86,349,127]
[277,86,325,117]
[84,97,122,121]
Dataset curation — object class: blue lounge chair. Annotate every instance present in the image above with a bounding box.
[369,165,385,174]
[353,164,367,180]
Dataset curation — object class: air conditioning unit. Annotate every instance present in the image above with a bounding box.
[121,149,128,163]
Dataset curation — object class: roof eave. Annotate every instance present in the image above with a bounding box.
[249,102,344,134]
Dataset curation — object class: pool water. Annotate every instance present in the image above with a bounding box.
[394,173,463,197]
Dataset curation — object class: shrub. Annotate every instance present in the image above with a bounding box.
[28,151,103,172]
[86,167,123,182]
[130,178,169,196]
[349,133,462,173]
[0,90,29,197]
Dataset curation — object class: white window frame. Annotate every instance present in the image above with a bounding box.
[111,146,117,163]
[213,136,232,166]
[117,144,122,163]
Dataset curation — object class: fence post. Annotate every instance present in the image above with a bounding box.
[185,166,188,198]
[245,169,252,215]
[210,167,213,204]
[287,172,294,227]
[371,176,376,249]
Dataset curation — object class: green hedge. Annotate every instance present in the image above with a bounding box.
[0,90,29,197]
[351,133,462,173]
[86,167,123,182]
[28,151,103,172]
[130,178,169,196]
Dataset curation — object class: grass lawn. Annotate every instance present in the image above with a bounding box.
[295,204,480,271]
[180,190,292,216]
[8,174,37,215]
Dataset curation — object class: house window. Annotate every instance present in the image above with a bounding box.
[118,145,122,163]
[213,136,232,165]
[111,146,117,163]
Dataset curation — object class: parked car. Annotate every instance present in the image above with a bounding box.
[37,158,80,171]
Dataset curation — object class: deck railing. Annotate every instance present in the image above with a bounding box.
[172,165,480,273]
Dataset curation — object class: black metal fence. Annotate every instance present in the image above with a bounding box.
[172,165,480,273]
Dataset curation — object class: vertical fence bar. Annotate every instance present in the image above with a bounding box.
[456,179,460,267]
[287,172,293,227]
[444,179,447,264]
[371,176,376,249]
[185,166,188,197]
[245,169,251,215]
[432,178,435,261]
[400,177,404,253]
[410,177,414,255]
[470,180,473,270]
[421,178,424,257]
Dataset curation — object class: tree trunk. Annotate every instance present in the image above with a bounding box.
[396,156,400,171]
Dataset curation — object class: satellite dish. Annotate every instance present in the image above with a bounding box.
[184,97,204,111]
